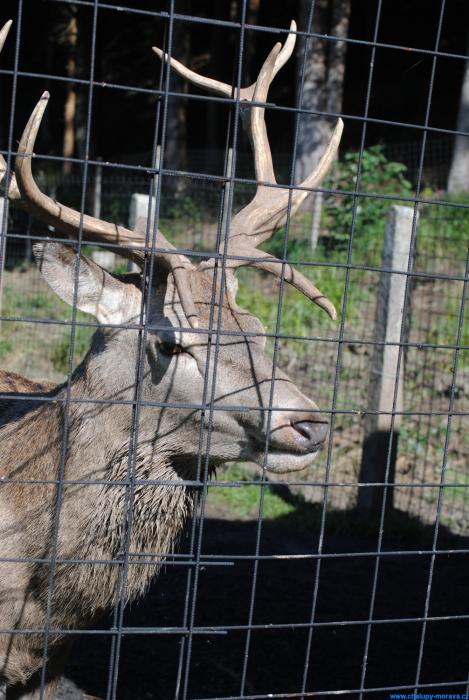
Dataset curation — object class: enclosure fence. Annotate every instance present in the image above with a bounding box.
[0,1,469,700]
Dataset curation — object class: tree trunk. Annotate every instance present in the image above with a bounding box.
[62,10,78,175]
[245,0,261,85]
[164,4,190,188]
[74,9,89,166]
[295,0,351,197]
[447,35,469,194]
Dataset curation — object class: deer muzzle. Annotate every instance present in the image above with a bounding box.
[249,408,329,474]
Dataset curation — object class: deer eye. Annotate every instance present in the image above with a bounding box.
[157,341,184,357]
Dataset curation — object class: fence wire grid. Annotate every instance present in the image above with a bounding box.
[0,1,469,700]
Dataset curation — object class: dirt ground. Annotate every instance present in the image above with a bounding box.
[48,501,469,700]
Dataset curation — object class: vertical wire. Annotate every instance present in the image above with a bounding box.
[180,6,251,699]
[297,1,383,695]
[4,3,467,699]
[358,3,447,696]
[237,5,326,695]
[413,248,469,693]
[37,3,101,697]
[103,19,168,693]
[103,3,187,698]
[0,5,23,328]
[173,109,235,700]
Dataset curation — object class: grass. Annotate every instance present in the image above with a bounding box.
[0,268,94,380]
[2,186,468,533]
[208,464,295,520]
[208,465,463,548]
[443,469,469,504]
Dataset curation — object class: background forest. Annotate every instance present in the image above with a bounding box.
[0,0,468,190]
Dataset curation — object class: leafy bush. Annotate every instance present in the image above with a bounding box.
[322,144,413,254]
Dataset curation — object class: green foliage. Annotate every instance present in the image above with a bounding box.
[322,144,413,253]
[163,194,202,221]
[418,194,469,263]
[261,231,312,262]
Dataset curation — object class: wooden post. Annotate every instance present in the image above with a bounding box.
[357,205,417,512]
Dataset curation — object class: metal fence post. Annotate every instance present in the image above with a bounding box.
[357,205,417,512]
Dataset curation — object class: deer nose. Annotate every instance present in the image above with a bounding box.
[290,418,329,452]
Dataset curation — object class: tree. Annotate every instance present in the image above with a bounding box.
[447,36,469,194]
[62,7,77,175]
[294,0,351,193]
[164,7,190,184]
[50,4,89,174]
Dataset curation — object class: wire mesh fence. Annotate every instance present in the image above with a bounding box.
[0,1,468,699]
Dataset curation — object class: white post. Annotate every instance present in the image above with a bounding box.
[93,157,102,220]
[129,193,157,230]
[220,148,233,252]
[310,191,323,251]
[357,205,417,512]
[90,158,117,269]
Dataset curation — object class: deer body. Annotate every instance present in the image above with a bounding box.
[0,264,329,697]
[0,17,342,699]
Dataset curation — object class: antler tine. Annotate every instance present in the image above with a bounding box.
[0,35,198,328]
[14,92,199,326]
[245,250,337,320]
[152,19,298,105]
[221,22,341,319]
[248,43,281,184]
[0,19,20,200]
[154,19,339,319]
[0,19,12,52]
[15,93,150,260]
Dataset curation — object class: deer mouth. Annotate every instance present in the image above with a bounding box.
[249,437,324,474]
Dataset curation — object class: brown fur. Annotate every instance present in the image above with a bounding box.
[0,247,327,699]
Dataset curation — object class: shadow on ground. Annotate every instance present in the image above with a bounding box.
[61,502,469,700]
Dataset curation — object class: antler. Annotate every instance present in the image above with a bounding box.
[0,19,198,327]
[153,20,342,320]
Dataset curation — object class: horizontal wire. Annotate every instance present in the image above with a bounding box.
[3,609,469,637]
[189,678,469,700]
[0,477,468,489]
[1,389,467,418]
[2,68,469,142]
[1,5,467,698]
[0,626,226,636]
[44,0,469,63]
[1,546,469,568]
[0,554,233,567]
[3,227,469,280]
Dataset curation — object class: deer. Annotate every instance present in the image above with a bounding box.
[0,18,343,700]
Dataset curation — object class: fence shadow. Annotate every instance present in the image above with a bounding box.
[62,504,469,700]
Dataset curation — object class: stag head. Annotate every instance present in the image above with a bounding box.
[0,19,342,474]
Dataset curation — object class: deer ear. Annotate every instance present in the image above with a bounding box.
[33,242,142,324]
